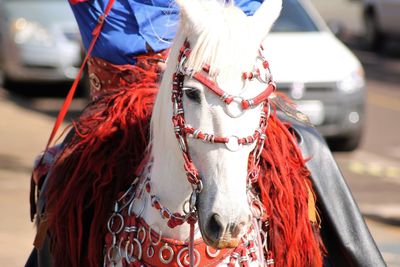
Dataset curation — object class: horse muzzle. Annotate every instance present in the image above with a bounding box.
[199,213,250,249]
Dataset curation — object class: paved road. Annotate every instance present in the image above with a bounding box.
[333,45,400,267]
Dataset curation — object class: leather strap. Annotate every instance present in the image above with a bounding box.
[43,0,115,153]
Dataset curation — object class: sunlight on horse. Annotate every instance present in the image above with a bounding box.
[144,0,282,255]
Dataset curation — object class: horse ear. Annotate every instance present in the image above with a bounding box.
[176,0,207,33]
[251,0,282,42]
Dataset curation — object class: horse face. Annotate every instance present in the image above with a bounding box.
[149,0,282,247]
[173,0,282,249]
[182,74,263,248]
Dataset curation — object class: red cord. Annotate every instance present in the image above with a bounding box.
[43,0,115,153]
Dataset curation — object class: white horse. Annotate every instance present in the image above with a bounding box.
[105,0,283,266]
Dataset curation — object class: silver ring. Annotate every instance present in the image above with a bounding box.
[125,238,142,263]
[107,213,124,234]
[149,225,162,246]
[118,189,136,211]
[133,238,143,260]
[256,67,271,84]
[225,97,245,118]
[107,245,121,264]
[159,243,174,264]
[125,240,135,263]
[225,136,240,152]
[147,245,155,258]
[178,135,187,153]
[191,180,203,193]
[206,246,220,258]
[182,199,191,215]
[128,195,146,217]
[137,226,147,244]
[177,247,200,267]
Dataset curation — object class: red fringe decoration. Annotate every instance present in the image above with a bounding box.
[258,107,324,267]
[45,57,324,267]
[45,55,161,267]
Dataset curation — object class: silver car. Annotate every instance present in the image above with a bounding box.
[265,0,366,151]
[363,0,400,50]
[0,0,81,84]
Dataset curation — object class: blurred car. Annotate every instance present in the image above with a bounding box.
[362,0,400,50]
[264,0,366,151]
[0,0,81,85]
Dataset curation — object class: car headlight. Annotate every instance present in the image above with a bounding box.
[337,66,365,93]
[10,18,53,46]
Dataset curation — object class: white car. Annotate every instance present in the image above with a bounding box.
[264,0,366,151]
[0,0,81,85]
[363,0,400,50]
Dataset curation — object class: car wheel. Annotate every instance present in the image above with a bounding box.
[364,11,385,51]
[328,131,362,152]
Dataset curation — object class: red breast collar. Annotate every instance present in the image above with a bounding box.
[104,213,259,267]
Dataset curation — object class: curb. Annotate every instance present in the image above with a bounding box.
[361,204,400,226]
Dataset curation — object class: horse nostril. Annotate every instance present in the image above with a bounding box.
[207,214,224,240]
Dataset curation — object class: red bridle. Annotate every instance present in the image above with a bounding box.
[171,40,274,185]
[170,40,275,266]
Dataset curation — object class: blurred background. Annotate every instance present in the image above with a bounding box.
[0,0,399,266]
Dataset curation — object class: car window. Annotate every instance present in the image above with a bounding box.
[272,0,319,32]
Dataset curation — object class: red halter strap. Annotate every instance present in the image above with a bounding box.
[171,40,273,189]
[192,72,276,110]
[178,41,276,115]
[170,40,274,267]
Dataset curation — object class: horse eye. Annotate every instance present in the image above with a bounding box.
[184,87,201,103]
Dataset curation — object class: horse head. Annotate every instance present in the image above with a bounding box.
[150,0,282,249]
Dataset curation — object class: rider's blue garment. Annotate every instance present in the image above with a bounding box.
[69,0,263,65]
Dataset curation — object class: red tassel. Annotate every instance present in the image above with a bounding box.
[255,107,325,267]
[45,54,165,267]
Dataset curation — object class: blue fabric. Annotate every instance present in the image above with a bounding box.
[70,0,263,65]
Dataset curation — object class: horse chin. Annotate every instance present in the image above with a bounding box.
[213,239,241,249]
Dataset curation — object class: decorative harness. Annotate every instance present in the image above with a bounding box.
[104,41,277,267]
